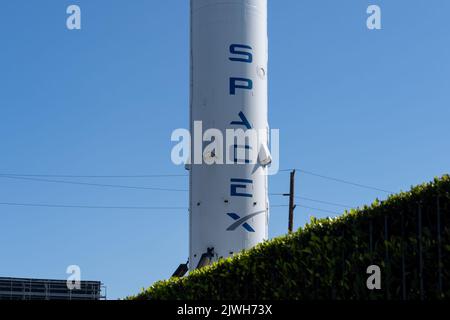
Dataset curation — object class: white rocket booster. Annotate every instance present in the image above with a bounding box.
[189,0,269,270]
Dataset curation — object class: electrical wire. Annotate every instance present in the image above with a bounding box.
[0,201,291,211]
[295,196,351,209]
[0,168,384,215]
[280,168,394,194]
[296,205,340,215]
[270,193,352,209]
[0,168,392,194]
[0,202,187,210]
[0,173,187,178]
[0,175,188,192]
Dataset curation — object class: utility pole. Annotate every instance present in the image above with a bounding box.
[284,170,296,233]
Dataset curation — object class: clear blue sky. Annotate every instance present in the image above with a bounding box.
[0,0,449,299]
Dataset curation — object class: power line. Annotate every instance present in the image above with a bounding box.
[281,168,394,194]
[0,174,353,209]
[0,169,386,211]
[271,198,342,214]
[0,176,352,210]
[0,201,291,211]
[0,173,187,178]
[296,205,340,215]
[295,196,352,209]
[0,175,188,192]
[0,202,187,211]
[0,168,393,194]
[270,193,352,209]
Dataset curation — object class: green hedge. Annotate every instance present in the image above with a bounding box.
[133,175,450,300]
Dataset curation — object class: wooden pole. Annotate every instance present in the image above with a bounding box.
[288,170,296,233]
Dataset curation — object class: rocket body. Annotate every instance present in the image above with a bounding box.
[189,0,269,270]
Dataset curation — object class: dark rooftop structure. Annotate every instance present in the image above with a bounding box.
[0,277,106,300]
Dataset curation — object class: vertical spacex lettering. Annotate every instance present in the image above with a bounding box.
[189,0,269,270]
[230,45,253,95]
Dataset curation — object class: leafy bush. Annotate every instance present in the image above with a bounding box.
[132,175,450,300]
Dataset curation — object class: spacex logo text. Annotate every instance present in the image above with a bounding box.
[227,210,265,232]
[171,43,279,175]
